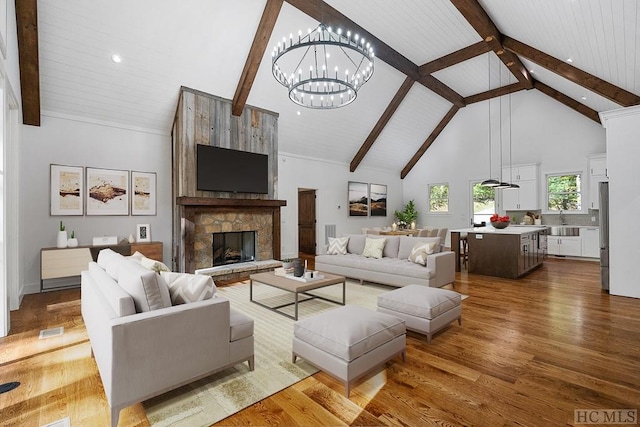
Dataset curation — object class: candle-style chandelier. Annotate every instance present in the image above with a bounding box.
[271,24,375,109]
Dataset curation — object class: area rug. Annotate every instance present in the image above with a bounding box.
[143,280,386,426]
[143,280,466,426]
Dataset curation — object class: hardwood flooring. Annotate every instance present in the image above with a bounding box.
[1,258,639,426]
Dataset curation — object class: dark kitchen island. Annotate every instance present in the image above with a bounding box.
[451,226,549,279]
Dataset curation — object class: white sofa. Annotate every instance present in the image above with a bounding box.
[81,249,254,427]
[315,234,455,288]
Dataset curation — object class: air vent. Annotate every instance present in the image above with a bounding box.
[39,327,64,339]
[325,224,336,244]
[42,417,71,427]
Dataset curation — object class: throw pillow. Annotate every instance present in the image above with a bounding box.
[118,260,172,312]
[161,272,216,305]
[362,237,386,259]
[129,251,171,273]
[408,242,437,266]
[327,237,349,255]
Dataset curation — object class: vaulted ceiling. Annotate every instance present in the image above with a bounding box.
[16,0,640,177]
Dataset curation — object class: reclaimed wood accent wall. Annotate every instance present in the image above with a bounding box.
[171,87,281,271]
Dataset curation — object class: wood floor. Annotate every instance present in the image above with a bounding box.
[1,258,639,426]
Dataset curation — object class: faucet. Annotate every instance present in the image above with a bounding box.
[559,209,566,225]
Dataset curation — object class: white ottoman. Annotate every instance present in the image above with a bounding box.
[292,305,406,397]
[377,285,461,343]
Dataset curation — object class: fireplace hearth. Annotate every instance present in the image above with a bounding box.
[212,231,256,266]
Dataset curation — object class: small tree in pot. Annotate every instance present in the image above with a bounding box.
[394,200,418,229]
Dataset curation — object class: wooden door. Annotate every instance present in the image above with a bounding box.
[298,190,316,255]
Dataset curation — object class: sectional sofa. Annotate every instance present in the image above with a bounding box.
[315,234,455,288]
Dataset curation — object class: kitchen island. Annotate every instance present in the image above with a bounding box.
[451,226,549,279]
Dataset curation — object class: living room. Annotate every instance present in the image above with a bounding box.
[2,1,640,426]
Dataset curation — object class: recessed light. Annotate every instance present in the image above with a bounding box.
[566,57,573,63]
[296,111,301,116]
[111,54,122,63]
[581,96,587,101]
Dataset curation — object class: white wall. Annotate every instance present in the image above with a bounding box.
[19,113,172,294]
[601,105,640,299]
[403,89,606,245]
[278,152,403,258]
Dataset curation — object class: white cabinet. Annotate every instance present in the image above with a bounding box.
[581,227,600,258]
[501,164,539,210]
[588,154,608,209]
[547,236,582,257]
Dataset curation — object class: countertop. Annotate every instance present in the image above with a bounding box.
[451,226,548,235]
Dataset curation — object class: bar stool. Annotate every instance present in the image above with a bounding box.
[460,233,468,269]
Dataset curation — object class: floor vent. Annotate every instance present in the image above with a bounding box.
[325,224,336,244]
[39,327,64,339]
[42,417,70,427]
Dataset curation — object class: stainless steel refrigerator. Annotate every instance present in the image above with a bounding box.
[599,181,609,292]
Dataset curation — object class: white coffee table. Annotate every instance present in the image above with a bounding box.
[249,271,346,320]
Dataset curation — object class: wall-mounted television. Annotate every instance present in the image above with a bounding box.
[196,145,269,194]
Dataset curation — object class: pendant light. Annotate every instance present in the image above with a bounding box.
[506,92,520,189]
[481,53,499,187]
[495,63,511,189]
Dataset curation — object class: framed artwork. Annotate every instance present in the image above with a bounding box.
[86,167,129,215]
[50,164,84,215]
[136,224,151,242]
[131,171,157,215]
[369,184,387,216]
[348,181,369,216]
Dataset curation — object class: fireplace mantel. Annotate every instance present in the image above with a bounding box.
[176,197,286,273]
[177,197,287,208]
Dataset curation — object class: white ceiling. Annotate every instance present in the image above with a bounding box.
[35,0,640,174]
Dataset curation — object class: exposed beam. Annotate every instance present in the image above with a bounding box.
[464,82,524,104]
[450,0,532,89]
[533,80,601,124]
[15,0,41,126]
[285,0,419,79]
[417,74,465,107]
[419,41,491,74]
[401,105,460,179]
[232,0,283,116]
[503,36,640,107]
[350,77,415,172]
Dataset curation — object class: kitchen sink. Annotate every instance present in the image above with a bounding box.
[549,226,580,236]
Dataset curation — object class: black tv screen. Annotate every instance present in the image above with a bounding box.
[196,145,269,194]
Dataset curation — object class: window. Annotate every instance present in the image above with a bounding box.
[428,183,449,213]
[547,173,582,211]
[471,181,495,225]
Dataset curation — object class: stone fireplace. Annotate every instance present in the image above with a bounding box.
[176,197,286,273]
[212,231,256,266]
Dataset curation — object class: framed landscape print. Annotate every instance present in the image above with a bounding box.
[86,167,129,215]
[348,181,369,216]
[131,171,157,215]
[50,164,84,215]
[369,183,387,216]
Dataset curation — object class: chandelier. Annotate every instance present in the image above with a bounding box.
[271,24,375,109]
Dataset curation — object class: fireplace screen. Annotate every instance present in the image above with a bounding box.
[212,231,256,266]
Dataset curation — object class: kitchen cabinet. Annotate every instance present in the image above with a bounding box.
[581,227,600,258]
[547,236,582,257]
[588,154,608,209]
[501,163,539,210]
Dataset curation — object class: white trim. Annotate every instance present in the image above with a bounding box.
[42,110,170,136]
[599,105,640,128]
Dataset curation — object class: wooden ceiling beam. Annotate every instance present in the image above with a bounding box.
[417,74,465,107]
[15,0,41,126]
[401,105,460,179]
[450,0,532,89]
[420,41,491,75]
[503,36,640,107]
[464,82,524,104]
[350,77,415,172]
[533,80,601,124]
[232,0,283,117]
[285,0,419,79]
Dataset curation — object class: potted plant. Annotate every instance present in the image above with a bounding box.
[281,258,296,269]
[67,230,79,247]
[394,200,418,230]
[57,221,68,248]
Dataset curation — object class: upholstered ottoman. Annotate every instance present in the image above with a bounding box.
[292,305,406,397]
[377,285,461,343]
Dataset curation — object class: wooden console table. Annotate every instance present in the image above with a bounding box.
[40,241,163,292]
[379,229,419,236]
